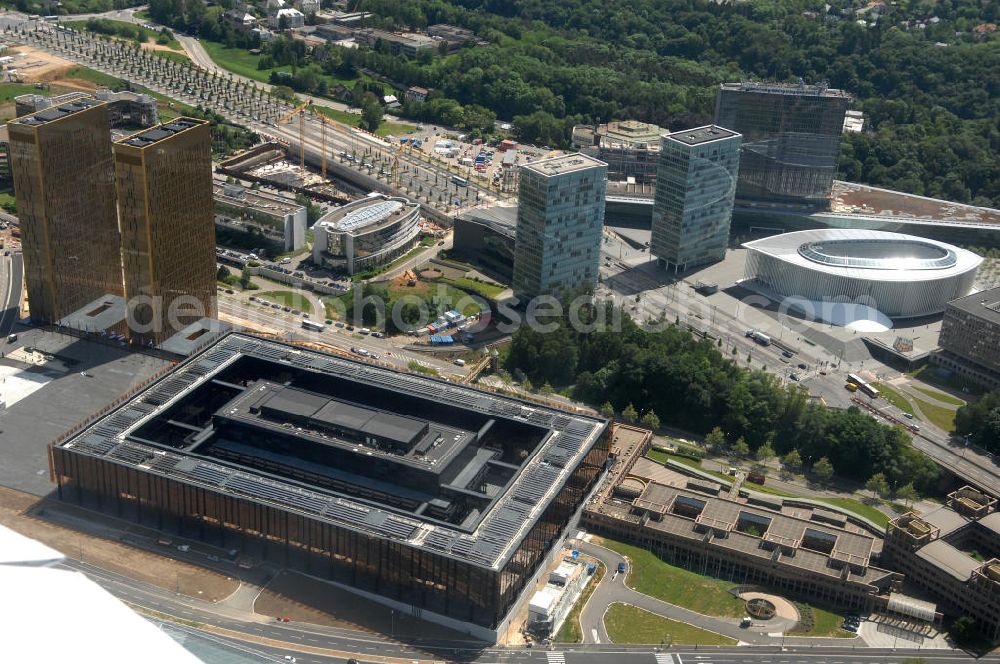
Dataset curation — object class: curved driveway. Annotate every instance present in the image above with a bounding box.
[577,540,801,646]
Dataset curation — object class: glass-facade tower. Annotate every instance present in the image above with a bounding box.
[7,99,124,323]
[114,118,216,344]
[714,82,850,208]
[651,126,741,273]
[512,153,607,300]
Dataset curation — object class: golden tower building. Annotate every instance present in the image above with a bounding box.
[7,99,123,323]
[113,118,216,344]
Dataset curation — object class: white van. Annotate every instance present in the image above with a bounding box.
[454,358,466,367]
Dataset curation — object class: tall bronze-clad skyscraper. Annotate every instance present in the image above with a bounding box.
[114,118,216,344]
[7,99,123,323]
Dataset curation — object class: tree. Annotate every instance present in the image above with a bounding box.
[641,410,660,432]
[705,427,726,452]
[782,449,803,473]
[950,616,980,646]
[216,264,231,281]
[812,457,834,482]
[521,377,533,393]
[896,482,919,507]
[865,472,890,500]
[539,382,554,395]
[599,401,615,419]
[621,403,638,424]
[238,269,253,290]
[732,437,749,459]
[361,100,383,133]
[756,442,776,464]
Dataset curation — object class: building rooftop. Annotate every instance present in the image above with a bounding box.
[917,539,982,581]
[521,153,607,178]
[316,195,418,235]
[117,118,206,148]
[946,286,1000,323]
[831,181,1000,226]
[663,124,740,147]
[11,97,103,126]
[632,482,877,575]
[720,81,852,99]
[213,182,305,216]
[457,205,518,237]
[56,333,607,570]
[742,229,982,283]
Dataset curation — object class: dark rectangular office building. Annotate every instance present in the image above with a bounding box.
[114,118,216,344]
[7,99,123,323]
[49,334,610,640]
[715,81,850,208]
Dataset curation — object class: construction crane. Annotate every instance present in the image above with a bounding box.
[276,100,310,168]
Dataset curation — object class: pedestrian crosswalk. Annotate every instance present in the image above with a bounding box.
[545,652,566,664]
[655,654,675,664]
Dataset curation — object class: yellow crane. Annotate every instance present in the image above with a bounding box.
[276,100,310,168]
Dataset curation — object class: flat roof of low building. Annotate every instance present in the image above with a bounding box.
[946,286,1000,324]
[831,181,1000,226]
[635,482,876,572]
[917,539,982,581]
[663,124,740,147]
[521,153,607,178]
[213,182,305,216]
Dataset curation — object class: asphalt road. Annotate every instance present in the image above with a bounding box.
[0,251,22,338]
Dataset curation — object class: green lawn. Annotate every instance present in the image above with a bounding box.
[646,450,733,484]
[152,49,191,65]
[912,385,966,407]
[407,361,438,376]
[555,563,605,643]
[604,604,736,645]
[788,603,854,638]
[907,364,983,396]
[62,19,181,49]
[912,396,958,432]
[64,66,123,89]
[313,104,416,138]
[813,497,889,528]
[0,82,43,104]
[873,382,914,415]
[441,276,506,300]
[256,290,313,311]
[598,539,744,618]
[200,40,284,84]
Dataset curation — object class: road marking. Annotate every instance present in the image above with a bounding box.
[590,628,600,643]
[655,655,674,664]
[545,652,565,664]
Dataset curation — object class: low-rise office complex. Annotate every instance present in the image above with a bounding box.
[312,194,421,275]
[49,333,609,640]
[214,182,308,252]
[884,487,1000,640]
[935,286,1000,389]
[586,477,900,613]
[650,125,741,273]
[512,153,607,300]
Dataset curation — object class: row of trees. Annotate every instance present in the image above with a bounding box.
[504,302,939,492]
[955,390,1000,454]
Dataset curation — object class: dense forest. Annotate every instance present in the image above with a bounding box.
[504,302,940,492]
[955,390,1000,454]
[147,0,999,205]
